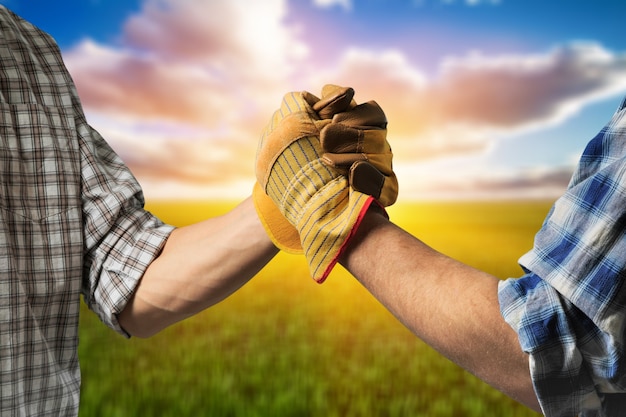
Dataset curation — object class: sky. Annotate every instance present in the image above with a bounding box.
[3,0,626,201]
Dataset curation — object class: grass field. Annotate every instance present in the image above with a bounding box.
[77,200,551,417]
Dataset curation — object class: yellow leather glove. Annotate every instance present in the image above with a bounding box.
[253,85,356,255]
[254,84,398,283]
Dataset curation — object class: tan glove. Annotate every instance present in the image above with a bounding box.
[320,100,398,206]
[253,85,356,255]
[253,84,398,283]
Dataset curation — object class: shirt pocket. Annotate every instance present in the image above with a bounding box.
[0,102,83,303]
[0,102,81,221]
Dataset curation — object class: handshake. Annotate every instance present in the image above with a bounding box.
[253,84,399,283]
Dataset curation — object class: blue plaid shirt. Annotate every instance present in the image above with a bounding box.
[499,96,626,416]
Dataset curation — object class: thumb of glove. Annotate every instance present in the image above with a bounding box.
[350,160,398,206]
[309,85,356,119]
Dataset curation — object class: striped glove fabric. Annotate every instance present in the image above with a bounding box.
[253,84,397,283]
[252,85,356,255]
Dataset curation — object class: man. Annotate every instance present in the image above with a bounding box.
[4,3,621,416]
[0,6,392,415]
[256,83,626,416]
[0,5,286,415]
[349,100,626,417]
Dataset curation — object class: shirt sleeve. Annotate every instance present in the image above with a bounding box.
[78,115,174,336]
[498,98,626,416]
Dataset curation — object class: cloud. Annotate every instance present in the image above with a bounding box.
[67,40,239,126]
[464,0,501,5]
[66,0,308,124]
[61,0,626,200]
[311,42,626,159]
[395,159,574,201]
[434,43,626,128]
[64,0,309,193]
[122,0,307,77]
[312,0,352,11]
[416,0,501,6]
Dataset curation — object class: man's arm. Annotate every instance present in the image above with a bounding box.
[339,208,542,413]
[118,196,279,338]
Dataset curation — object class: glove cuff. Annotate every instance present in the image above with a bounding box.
[253,182,303,254]
[302,187,380,283]
[315,193,376,283]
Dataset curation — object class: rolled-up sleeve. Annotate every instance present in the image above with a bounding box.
[79,117,174,335]
[498,96,626,417]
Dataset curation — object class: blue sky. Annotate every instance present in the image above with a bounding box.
[3,0,626,200]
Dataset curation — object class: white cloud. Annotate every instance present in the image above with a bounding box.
[65,0,307,125]
[436,42,626,129]
[311,42,626,160]
[464,0,501,5]
[418,0,502,6]
[122,0,308,79]
[395,158,573,201]
[61,0,626,200]
[64,0,307,198]
[312,0,352,11]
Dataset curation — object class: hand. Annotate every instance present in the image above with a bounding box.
[253,85,356,255]
[253,85,398,283]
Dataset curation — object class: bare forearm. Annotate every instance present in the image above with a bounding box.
[118,197,279,338]
[340,210,541,412]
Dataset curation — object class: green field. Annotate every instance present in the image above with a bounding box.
[77,200,551,417]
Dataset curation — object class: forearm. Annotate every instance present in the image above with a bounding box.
[339,209,541,412]
[118,196,279,338]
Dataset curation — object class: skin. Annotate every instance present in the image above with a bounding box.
[339,208,542,413]
[119,197,541,412]
[118,196,279,338]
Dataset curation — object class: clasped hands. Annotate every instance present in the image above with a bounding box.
[253,84,398,283]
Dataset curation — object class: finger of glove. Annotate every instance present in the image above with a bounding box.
[361,152,394,176]
[311,85,355,120]
[349,161,384,202]
[321,123,390,155]
[331,100,387,129]
[377,173,399,207]
[350,160,398,206]
[320,84,352,103]
[322,152,368,169]
[322,152,394,179]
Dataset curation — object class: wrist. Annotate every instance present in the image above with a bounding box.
[338,203,389,266]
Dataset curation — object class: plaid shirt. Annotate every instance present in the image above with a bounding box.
[0,7,173,416]
[499,96,626,416]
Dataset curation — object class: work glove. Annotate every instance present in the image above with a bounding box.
[321,101,398,207]
[253,84,398,283]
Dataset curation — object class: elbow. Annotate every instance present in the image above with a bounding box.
[123,325,161,339]
[117,305,164,339]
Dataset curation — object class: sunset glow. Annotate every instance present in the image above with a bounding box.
[8,0,626,200]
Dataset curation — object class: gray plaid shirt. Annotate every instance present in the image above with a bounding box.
[0,7,174,415]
